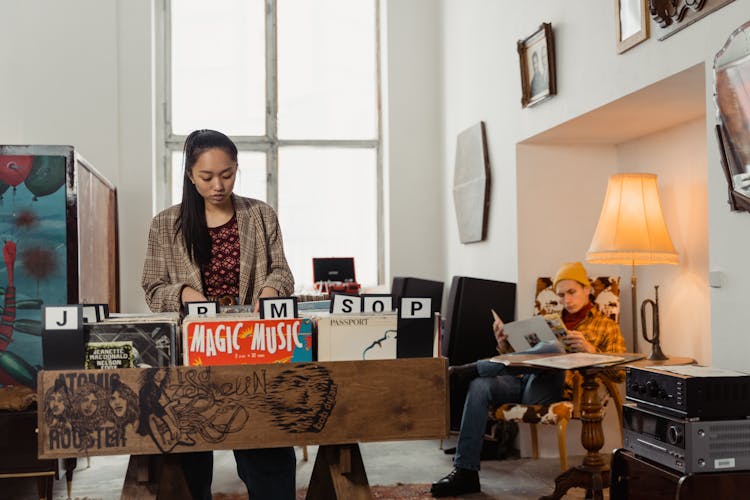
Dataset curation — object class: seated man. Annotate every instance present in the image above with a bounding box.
[431,262,626,497]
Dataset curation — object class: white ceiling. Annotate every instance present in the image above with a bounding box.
[522,64,707,145]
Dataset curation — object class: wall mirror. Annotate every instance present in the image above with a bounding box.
[714,19,750,212]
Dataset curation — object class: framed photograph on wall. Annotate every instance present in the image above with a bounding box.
[714,18,750,213]
[518,23,556,108]
[616,0,649,53]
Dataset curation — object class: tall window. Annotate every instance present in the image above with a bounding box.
[164,0,382,290]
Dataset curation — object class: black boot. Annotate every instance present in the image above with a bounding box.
[430,467,480,497]
[448,362,479,385]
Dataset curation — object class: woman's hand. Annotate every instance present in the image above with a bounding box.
[563,330,595,353]
[253,287,280,312]
[181,286,207,304]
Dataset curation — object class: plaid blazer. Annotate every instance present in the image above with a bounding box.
[141,195,294,312]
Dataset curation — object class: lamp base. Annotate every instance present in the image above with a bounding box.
[647,344,668,361]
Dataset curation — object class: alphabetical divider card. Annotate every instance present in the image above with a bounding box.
[259,297,298,319]
[37,358,448,459]
[81,303,109,323]
[185,301,218,317]
[97,303,110,320]
[397,298,434,358]
[329,293,362,314]
[42,305,85,370]
[182,316,313,366]
[361,294,394,313]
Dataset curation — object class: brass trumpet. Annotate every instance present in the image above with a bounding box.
[640,285,668,360]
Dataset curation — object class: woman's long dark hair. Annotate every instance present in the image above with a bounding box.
[176,129,238,266]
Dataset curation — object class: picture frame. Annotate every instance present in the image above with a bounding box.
[616,0,649,53]
[651,0,735,41]
[452,121,490,243]
[518,23,556,108]
[714,19,750,213]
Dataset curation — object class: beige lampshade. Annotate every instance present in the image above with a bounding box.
[586,173,679,265]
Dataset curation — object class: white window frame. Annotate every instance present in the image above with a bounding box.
[156,0,384,285]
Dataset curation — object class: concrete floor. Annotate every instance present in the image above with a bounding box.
[1,440,608,500]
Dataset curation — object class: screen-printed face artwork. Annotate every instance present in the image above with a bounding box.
[49,391,66,416]
[264,364,338,433]
[109,391,127,418]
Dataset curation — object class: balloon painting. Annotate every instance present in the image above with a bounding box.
[0,153,68,389]
[0,156,32,187]
[25,156,66,200]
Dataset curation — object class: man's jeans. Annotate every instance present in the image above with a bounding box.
[454,342,566,471]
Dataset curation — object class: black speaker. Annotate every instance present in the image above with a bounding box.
[391,277,444,359]
[391,276,444,313]
[443,276,516,431]
[442,276,516,365]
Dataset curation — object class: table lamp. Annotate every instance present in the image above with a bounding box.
[585,173,678,358]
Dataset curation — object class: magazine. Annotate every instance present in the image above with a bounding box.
[502,314,571,353]
[543,313,571,351]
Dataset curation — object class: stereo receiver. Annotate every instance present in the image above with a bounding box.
[623,403,750,474]
[626,365,750,419]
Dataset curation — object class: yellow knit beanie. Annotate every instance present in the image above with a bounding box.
[553,262,591,289]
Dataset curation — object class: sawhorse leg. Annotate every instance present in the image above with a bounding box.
[121,454,191,500]
[306,443,372,500]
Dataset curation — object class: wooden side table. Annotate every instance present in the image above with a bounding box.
[611,448,750,499]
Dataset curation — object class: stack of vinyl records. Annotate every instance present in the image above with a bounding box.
[84,313,181,369]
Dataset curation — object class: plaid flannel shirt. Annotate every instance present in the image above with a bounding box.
[141,195,294,312]
[563,306,627,398]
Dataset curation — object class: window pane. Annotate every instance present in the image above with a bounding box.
[171,0,265,135]
[278,0,377,140]
[234,152,267,201]
[278,147,377,290]
[171,151,266,205]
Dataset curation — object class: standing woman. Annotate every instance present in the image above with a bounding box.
[141,129,295,499]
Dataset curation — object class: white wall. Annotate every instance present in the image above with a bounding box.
[0,0,120,182]
[441,0,749,371]
[440,2,523,284]
[115,0,157,313]
[516,118,709,358]
[383,1,444,284]
[616,118,710,363]
[516,144,618,319]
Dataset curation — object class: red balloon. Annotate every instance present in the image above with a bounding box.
[0,155,33,187]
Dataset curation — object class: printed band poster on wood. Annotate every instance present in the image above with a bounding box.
[37,359,448,459]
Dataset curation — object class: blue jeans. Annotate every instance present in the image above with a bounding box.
[180,447,296,500]
[454,342,566,471]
